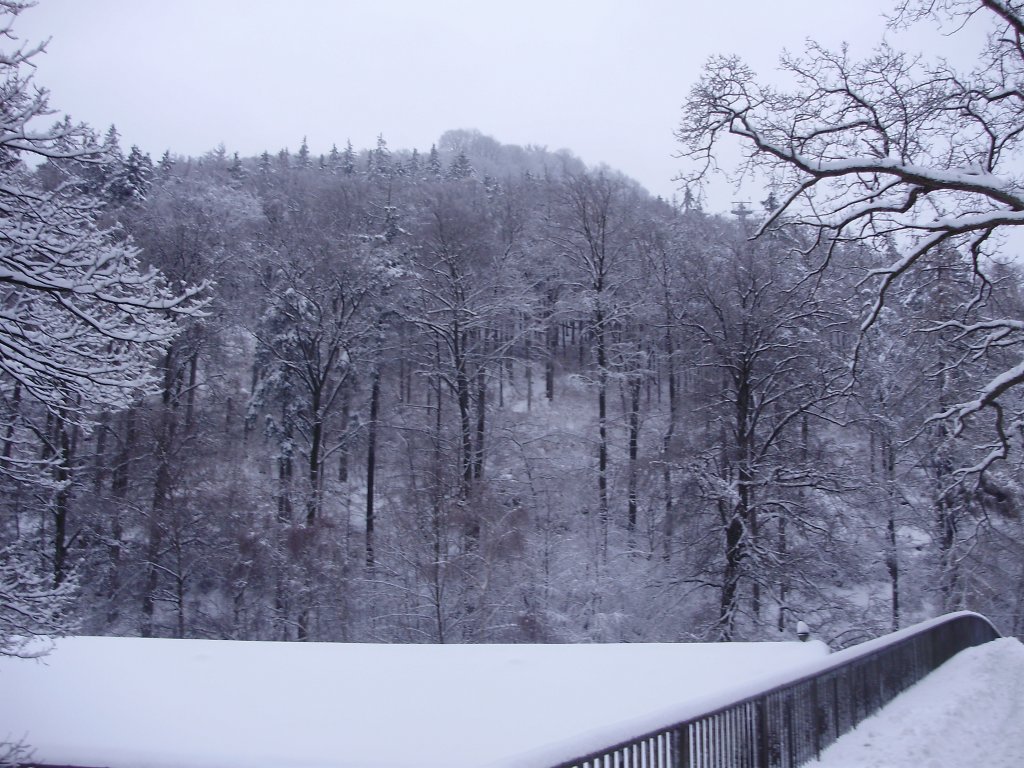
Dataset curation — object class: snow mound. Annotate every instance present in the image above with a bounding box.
[0,636,827,768]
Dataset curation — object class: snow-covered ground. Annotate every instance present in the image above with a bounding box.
[807,637,1024,768]
[6,632,1019,768]
[1,636,827,768]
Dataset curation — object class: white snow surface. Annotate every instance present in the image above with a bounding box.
[0,636,828,768]
[807,637,1024,768]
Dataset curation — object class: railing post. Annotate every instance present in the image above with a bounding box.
[676,723,689,768]
[756,697,768,768]
[831,673,840,740]
[811,677,821,759]
[784,698,794,768]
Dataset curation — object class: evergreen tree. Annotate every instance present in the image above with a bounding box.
[372,133,391,176]
[113,145,154,205]
[297,136,311,168]
[341,139,356,175]
[426,143,443,179]
[157,149,175,177]
[406,147,421,177]
[447,150,474,180]
[102,124,124,163]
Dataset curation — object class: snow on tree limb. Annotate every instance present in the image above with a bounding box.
[679,0,1024,469]
[0,0,207,656]
[0,3,207,422]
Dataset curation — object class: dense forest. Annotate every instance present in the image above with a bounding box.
[1,125,1019,646]
[3,1,1024,651]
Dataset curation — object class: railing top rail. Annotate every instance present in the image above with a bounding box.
[745,610,999,700]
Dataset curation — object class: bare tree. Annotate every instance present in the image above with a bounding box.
[407,182,523,520]
[679,0,1024,469]
[549,171,643,550]
[678,211,847,639]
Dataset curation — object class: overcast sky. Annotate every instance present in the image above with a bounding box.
[15,0,984,211]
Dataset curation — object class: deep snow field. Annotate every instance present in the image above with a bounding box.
[5,632,1021,768]
[1,636,826,768]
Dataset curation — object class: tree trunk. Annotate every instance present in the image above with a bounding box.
[662,322,676,562]
[1,382,19,461]
[184,350,199,433]
[883,433,900,632]
[595,307,609,549]
[525,320,533,412]
[91,410,108,493]
[306,393,323,526]
[338,386,350,483]
[454,326,474,499]
[627,373,641,535]
[719,501,743,641]
[277,397,294,523]
[52,413,72,587]
[545,290,557,401]
[106,502,123,627]
[474,357,486,481]
[431,340,447,643]
[111,408,136,497]
[736,361,757,619]
[365,367,381,569]
[144,348,179,638]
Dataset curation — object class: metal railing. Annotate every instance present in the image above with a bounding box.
[550,611,1000,768]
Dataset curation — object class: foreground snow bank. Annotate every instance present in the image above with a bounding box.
[806,637,1024,768]
[0,636,826,768]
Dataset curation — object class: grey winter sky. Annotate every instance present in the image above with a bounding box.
[17,0,986,211]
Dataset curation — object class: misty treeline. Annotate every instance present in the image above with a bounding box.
[4,124,1023,646]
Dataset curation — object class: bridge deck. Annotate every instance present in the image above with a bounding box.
[807,637,1024,768]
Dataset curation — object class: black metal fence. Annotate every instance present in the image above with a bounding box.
[550,612,1000,768]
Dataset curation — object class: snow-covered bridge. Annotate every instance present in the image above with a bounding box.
[1,612,1017,768]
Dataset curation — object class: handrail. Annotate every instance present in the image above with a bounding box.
[548,611,1000,768]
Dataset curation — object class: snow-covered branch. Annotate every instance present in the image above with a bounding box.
[679,0,1024,468]
[0,5,207,422]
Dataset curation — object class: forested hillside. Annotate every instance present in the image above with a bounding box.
[4,0,1024,649]
[3,123,1021,646]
